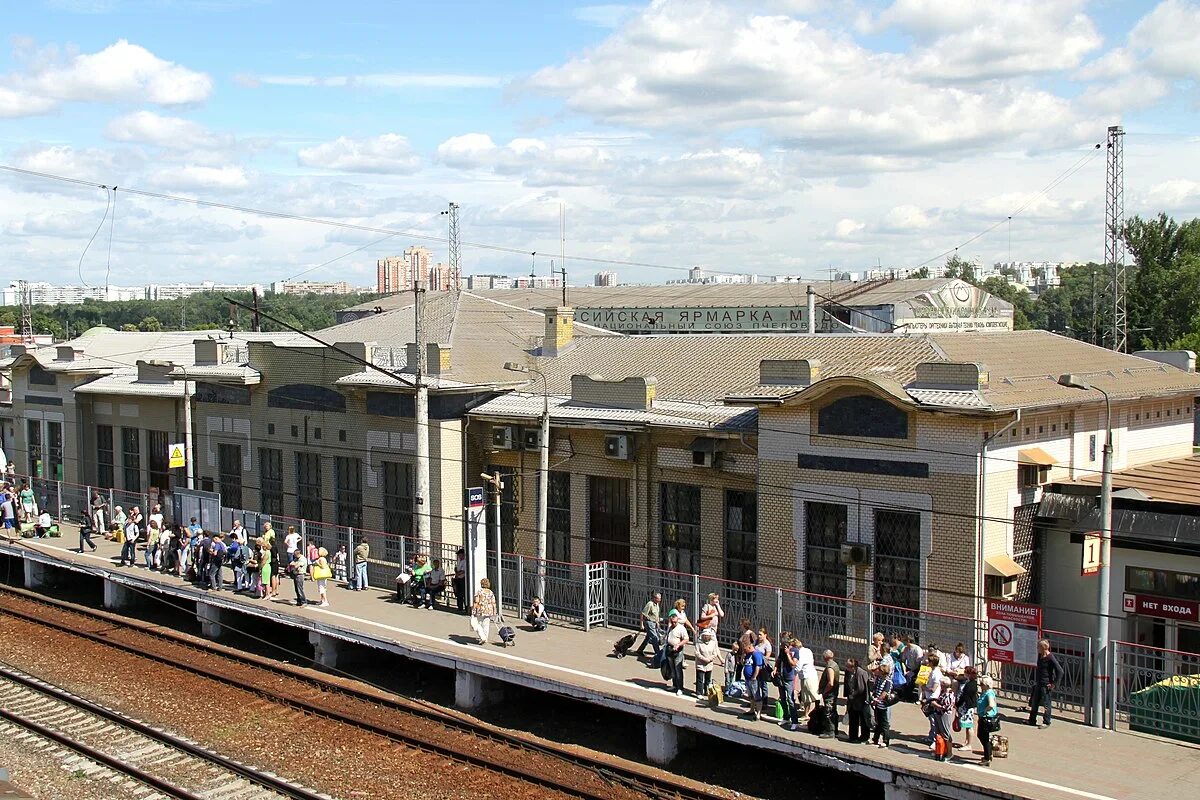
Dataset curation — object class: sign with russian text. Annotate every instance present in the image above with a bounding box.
[1122,593,1199,623]
[168,442,187,469]
[576,306,826,332]
[1081,531,1101,576]
[987,600,1042,666]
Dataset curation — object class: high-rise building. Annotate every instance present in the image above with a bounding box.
[377,245,436,293]
[594,271,617,287]
[688,266,705,283]
[429,263,456,292]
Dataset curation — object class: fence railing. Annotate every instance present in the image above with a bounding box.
[2,472,1159,735]
[1111,640,1200,744]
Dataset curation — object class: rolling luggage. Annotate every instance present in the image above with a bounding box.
[498,619,516,646]
[612,633,637,658]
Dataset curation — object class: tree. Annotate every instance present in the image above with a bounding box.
[119,323,140,332]
[942,254,976,282]
[1122,214,1200,349]
[909,266,930,279]
[138,316,162,332]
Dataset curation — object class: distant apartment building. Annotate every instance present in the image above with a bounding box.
[377,246,435,293]
[594,271,618,287]
[1,282,143,306]
[269,280,360,296]
[990,261,1064,292]
[428,263,459,292]
[688,266,704,282]
[465,274,512,291]
[146,282,266,301]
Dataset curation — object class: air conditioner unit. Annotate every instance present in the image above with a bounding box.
[491,426,516,450]
[839,542,871,566]
[522,428,542,450]
[604,434,631,460]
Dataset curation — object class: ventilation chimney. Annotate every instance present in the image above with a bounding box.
[543,307,575,356]
[426,343,452,375]
[1133,350,1197,373]
[570,374,657,410]
[193,338,219,366]
[759,359,821,386]
[913,362,989,390]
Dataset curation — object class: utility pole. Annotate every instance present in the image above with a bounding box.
[414,280,430,547]
[559,266,568,307]
[251,287,262,333]
[482,470,504,608]
[1106,125,1126,352]
[18,280,33,343]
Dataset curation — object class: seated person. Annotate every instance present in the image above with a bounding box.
[526,597,549,631]
[418,558,446,610]
[411,554,432,606]
[34,510,54,538]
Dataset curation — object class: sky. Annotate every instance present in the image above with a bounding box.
[1,0,1199,289]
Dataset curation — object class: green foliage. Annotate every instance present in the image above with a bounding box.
[942,254,977,282]
[0,291,381,338]
[909,266,930,279]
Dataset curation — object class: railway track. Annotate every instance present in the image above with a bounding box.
[0,664,327,800]
[0,584,732,800]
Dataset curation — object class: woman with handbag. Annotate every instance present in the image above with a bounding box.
[956,666,979,751]
[976,675,1000,766]
[470,578,498,645]
[312,547,332,607]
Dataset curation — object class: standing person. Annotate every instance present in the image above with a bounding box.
[0,488,15,533]
[90,491,107,535]
[352,538,370,591]
[901,635,924,701]
[333,544,349,584]
[843,657,872,743]
[288,548,309,606]
[742,636,766,721]
[976,675,1000,766]
[694,628,720,705]
[932,676,956,761]
[144,515,160,569]
[148,504,164,539]
[284,525,301,558]
[796,638,819,717]
[228,535,247,590]
[956,666,979,752]
[119,513,140,566]
[738,618,757,652]
[665,615,689,697]
[261,522,279,599]
[870,661,894,748]
[818,650,841,738]
[229,519,246,547]
[946,642,972,681]
[111,506,128,542]
[667,599,696,639]
[18,481,37,522]
[312,547,331,607]
[1027,639,1065,728]
[635,591,663,664]
[776,635,800,731]
[919,654,945,745]
[868,632,886,664]
[469,578,497,645]
[697,593,724,636]
[195,530,212,586]
[755,628,774,707]
[158,524,174,572]
[452,548,466,613]
[206,533,227,591]
[173,523,189,577]
[256,539,273,600]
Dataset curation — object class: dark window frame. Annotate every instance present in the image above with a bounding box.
[588,475,630,564]
[724,489,757,585]
[334,456,363,528]
[46,420,63,482]
[817,394,909,439]
[97,424,114,488]
[217,442,243,509]
[805,501,848,598]
[259,447,284,516]
[548,471,572,563]
[148,430,171,495]
[296,452,323,522]
[660,482,702,574]
[873,509,921,630]
[121,427,141,493]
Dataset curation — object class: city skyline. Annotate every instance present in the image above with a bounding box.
[1,1,1198,289]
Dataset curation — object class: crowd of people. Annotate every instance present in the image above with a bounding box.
[1,480,57,538]
[629,590,1060,768]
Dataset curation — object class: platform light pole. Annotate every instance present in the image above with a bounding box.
[1058,373,1112,728]
[504,362,549,600]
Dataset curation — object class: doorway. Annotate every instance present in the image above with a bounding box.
[588,476,629,564]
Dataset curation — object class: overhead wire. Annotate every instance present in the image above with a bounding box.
[75,186,112,288]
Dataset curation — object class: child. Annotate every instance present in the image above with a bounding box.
[332,544,348,582]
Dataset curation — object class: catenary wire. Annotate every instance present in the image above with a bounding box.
[75,186,112,288]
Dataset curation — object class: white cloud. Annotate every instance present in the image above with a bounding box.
[1144,178,1200,208]
[834,218,865,239]
[297,134,422,174]
[105,110,232,150]
[2,40,212,115]
[0,86,56,118]
[574,4,637,28]
[528,0,1097,160]
[148,165,249,190]
[1129,0,1200,79]
[882,204,934,231]
[238,72,501,89]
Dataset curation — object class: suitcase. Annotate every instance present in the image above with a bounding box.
[612,633,636,658]
[991,734,1009,758]
[707,683,724,708]
[498,625,516,646]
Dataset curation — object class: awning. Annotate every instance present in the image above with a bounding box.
[985,554,1028,578]
[1019,447,1057,466]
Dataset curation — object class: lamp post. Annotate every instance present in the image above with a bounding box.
[1058,373,1112,728]
[504,362,549,600]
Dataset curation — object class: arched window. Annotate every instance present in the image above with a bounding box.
[817,394,908,439]
[267,384,346,413]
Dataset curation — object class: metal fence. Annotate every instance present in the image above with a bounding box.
[1111,640,1200,743]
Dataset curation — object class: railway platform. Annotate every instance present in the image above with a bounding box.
[3,532,1196,800]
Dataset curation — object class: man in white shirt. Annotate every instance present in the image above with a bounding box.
[120,515,140,567]
[665,619,690,696]
[945,642,972,680]
[229,519,246,546]
[284,526,302,556]
[148,504,165,534]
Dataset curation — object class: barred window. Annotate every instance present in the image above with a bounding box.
[97,425,114,488]
[259,448,283,516]
[148,430,171,495]
[218,443,242,510]
[724,490,757,585]
[661,482,701,574]
[487,464,519,553]
[296,452,322,522]
[46,421,64,482]
[334,456,363,528]
[548,471,571,563]
[382,461,413,560]
[874,509,921,631]
[121,427,141,493]
[806,502,847,597]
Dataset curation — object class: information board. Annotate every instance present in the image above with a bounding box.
[987,600,1042,666]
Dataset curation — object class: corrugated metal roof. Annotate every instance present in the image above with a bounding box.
[1067,455,1200,506]
[906,388,990,408]
[74,372,186,398]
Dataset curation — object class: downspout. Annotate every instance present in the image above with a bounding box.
[977,409,1020,619]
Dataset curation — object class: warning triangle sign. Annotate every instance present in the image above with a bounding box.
[168,443,187,469]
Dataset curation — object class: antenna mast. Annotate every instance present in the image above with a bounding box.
[1106,125,1126,352]
[18,280,34,343]
[447,202,461,291]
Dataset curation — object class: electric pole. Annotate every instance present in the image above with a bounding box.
[18,280,33,343]
[251,287,262,332]
[442,202,461,291]
[414,280,430,547]
[1106,125,1126,352]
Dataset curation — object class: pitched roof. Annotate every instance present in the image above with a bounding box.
[471,392,758,432]
[1065,456,1200,506]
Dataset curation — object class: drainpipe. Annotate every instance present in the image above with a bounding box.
[977,410,1020,620]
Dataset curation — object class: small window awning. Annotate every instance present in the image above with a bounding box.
[1018,447,1057,466]
[985,554,1028,578]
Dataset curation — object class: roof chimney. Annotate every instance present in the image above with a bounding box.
[570,374,657,410]
[759,359,821,386]
[543,307,575,356]
[1133,350,1196,373]
[426,343,451,375]
[913,362,989,390]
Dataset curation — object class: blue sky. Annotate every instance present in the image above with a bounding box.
[2,1,1199,288]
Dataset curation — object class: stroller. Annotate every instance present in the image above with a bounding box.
[498,616,516,647]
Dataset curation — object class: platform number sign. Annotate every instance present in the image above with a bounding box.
[1081,531,1101,577]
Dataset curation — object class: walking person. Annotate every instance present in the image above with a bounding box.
[844,657,872,743]
[469,578,497,645]
[977,675,1000,766]
[77,513,98,552]
[665,615,689,697]
[694,628,720,705]
[1027,639,1065,728]
[452,548,466,613]
[288,548,309,606]
[818,649,841,739]
[635,591,663,664]
[870,661,894,748]
[352,538,370,591]
[312,547,331,607]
